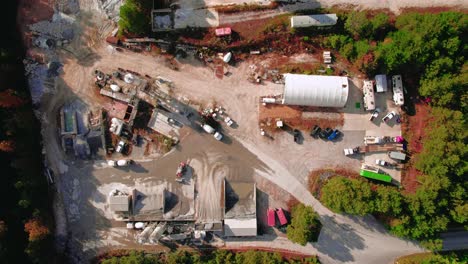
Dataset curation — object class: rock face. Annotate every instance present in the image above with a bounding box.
[97,0,124,21]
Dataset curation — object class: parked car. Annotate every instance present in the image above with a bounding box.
[224,117,234,127]
[382,111,397,123]
[369,108,381,121]
[293,129,301,143]
[213,132,223,141]
[310,125,321,138]
[327,129,341,140]
[108,159,132,167]
[319,128,333,139]
[202,124,215,134]
[116,140,126,153]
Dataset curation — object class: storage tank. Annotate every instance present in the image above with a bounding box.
[110,84,120,92]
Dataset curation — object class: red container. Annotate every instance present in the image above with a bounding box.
[276,208,288,226]
[267,208,276,227]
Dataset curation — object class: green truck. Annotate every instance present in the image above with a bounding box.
[360,169,392,183]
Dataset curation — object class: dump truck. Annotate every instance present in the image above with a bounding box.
[108,159,132,167]
[364,136,400,145]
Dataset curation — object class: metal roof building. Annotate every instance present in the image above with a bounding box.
[109,195,130,212]
[290,14,338,28]
[282,74,349,107]
[224,181,257,237]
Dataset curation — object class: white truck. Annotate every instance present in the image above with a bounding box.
[344,147,360,156]
[382,111,397,123]
[108,159,132,167]
[202,124,223,141]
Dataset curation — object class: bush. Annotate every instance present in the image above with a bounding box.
[286,204,321,245]
[320,177,374,216]
[118,0,150,35]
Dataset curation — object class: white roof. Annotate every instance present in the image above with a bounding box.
[291,14,338,28]
[282,74,349,107]
[109,195,129,212]
[392,75,404,106]
[375,74,388,92]
[224,218,257,237]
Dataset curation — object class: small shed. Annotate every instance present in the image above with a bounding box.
[375,74,388,93]
[290,14,338,28]
[224,219,257,237]
[109,195,130,212]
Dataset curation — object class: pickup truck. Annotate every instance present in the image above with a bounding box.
[369,108,380,121]
[382,111,397,123]
[310,125,321,138]
[376,159,397,167]
[344,147,360,156]
[327,129,341,140]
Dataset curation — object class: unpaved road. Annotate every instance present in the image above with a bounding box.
[26,0,468,263]
[55,42,423,263]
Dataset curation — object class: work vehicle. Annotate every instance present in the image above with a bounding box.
[134,222,145,229]
[293,129,301,143]
[223,52,232,63]
[369,108,381,121]
[360,164,392,183]
[382,111,397,123]
[224,117,234,127]
[319,127,333,139]
[376,159,397,167]
[327,129,341,140]
[213,132,223,141]
[108,159,132,167]
[388,151,406,161]
[276,208,288,226]
[344,147,360,156]
[310,125,321,138]
[176,162,187,182]
[360,169,392,183]
[202,124,215,134]
[116,140,126,153]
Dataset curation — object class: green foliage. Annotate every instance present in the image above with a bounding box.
[415,108,467,179]
[397,252,468,264]
[286,204,321,245]
[100,250,320,264]
[320,177,374,216]
[118,0,150,35]
[420,239,444,251]
[344,11,372,39]
[102,251,160,264]
[374,186,404,216]
[325,35,350,50]
[371,13,390,36]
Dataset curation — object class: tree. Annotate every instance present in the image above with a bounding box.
[0,89,26,108]
[370,13,390,39]
[286,204,321,245]
[344,11,372,39]
[118,0,149,35]
[320,177,374,216]
[374,186,404,216]
[24,218,50,242]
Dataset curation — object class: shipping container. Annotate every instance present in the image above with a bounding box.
[267,209,276,227]
[360,169,392,183]
[276,208,288,226]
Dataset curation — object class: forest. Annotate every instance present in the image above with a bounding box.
[320,11,467,249]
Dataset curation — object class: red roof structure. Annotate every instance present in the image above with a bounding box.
[215,27,232,37]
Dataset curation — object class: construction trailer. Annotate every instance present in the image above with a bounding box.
[375,74,388,93]
[290,14,338,28]
[392,75,405,106]
[363,80,376,110]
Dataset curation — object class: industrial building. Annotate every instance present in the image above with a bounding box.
[224,181,257,237]
[290,14,338,28]
[282,74,349,107]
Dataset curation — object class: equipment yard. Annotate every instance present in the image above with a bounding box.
[18,0,468,263]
